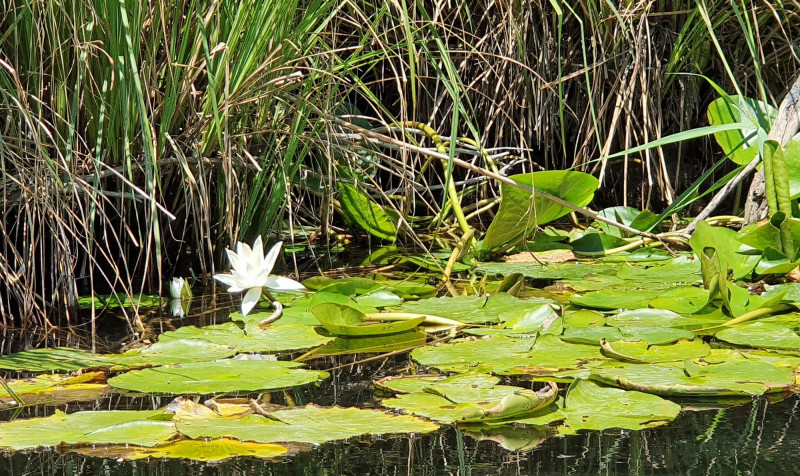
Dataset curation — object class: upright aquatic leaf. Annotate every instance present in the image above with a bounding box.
[337,183,397,241]
[482,171,598,251]
[707,95,776,165]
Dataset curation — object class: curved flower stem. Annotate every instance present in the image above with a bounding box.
[258,291,283,327]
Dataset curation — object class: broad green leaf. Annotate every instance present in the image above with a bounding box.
[71,438,288,462]
[110,339,237,368]
[783,139,800,199]
[0,372,109,408]
[569,289,662,310]
[570,231,629,254]
[689,221,758,279]
[482,171,599,251]
[0,410,174,450]
[311,303,425,336]
[560,379,680,431]
[176,405,438,445]
[594,206,660,238]
[337,183,397,240]
[311,330,427,356]
[648,286,711,314]
[108,360,328,394]
[465,304,562,336]
[591,359,793,396]
[616,257,701,284]
[562,326,695,346]
[600,338,710,363]
[411,336,536,373]
[158,323,334,353]
[707,95,776,165]
[0,347,117,372]
[715,322,800,350]
[607,308,725,330]
[474,261,622,281]
[380,375,560,423]
[400,294,554,325]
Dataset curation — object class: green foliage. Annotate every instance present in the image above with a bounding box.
[481,171,599,252]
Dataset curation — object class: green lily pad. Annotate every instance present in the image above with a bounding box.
[648,286,711,314]
[158,322,334,353]
[311,330,427,356]
[715,322,800,350]
[561,327,625,345]
[108,360,329,394]
[0,347,117,372]
[0,372,110,409]
[411,336,536,373]
[110,339,238,368]
[474,261,621,281]
[380,376,560,423]
[400,293,554,325]
[570,289,662,310]
[600,338,710,363]
[591,359,794,396]
[0,410,175,450]
[71,438,289,462]
[560,379,681,432]
[176,404,438,445]
[311,303,425,336]
[465,304,562,336]
[607,308,725,330]
[616,257,701,284]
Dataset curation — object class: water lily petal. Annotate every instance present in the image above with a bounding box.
[263,241,282,275]
[170,278,184,299]
[266,275,306,291]
[241,287,263,316]
[226,248,246,273]
[213,273,242,290]
[251,236,264,264]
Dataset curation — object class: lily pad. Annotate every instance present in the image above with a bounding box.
[110,339,238,368]
[600,338,711,363]
[400,293,554,325]
[591,359,794,396]
[0,410,175,450]
[311,303,425,336]
[158,322,334,353]
[411,336,536,373]
[176,404,438,445]
[560,379,681,432]
[108,360,329,394]
[0,372,110,408]
[0,347,117,372]
[379,376,560,423]
[311,330,427,356]
[71,438,289,462]
[474,261,621,281]
[570,289,662,310]
[715,322,800,350]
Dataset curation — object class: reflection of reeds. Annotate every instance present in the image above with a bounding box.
[0,0,798,328]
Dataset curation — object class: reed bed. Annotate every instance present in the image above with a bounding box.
[0,0,798,328]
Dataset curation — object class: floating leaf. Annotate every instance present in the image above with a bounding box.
[176,405,438,445]
[108,360,328,394]
[569,289,662,310]
[616,257,701,284]
[600,338,710,363]
[311,303,425,336]
[482,171,599,251]
[158,322,334,353]
[0,347,117,372]
[560,379,680,432]
[110,339,237,368]
[0,372,109,409]
[474,261,621,281]
[311,330,428,356]
[380,375,560,423]
[71,438,289,462]
[715,322,800,350]
[411,336,536,373]
[400,294,554,325]
[465,304,562,336]
[592,359,794,396]
[0,410,175,450]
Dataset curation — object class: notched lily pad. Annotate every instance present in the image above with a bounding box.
[70,438,290,462]
[176,404,438,445]
[108,360,329,394]
[715,322,800,350]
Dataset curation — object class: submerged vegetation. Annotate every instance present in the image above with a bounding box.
[2,0,800,468]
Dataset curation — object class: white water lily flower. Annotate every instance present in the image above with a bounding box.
[169,277,192,300]
[213,237,304,315]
